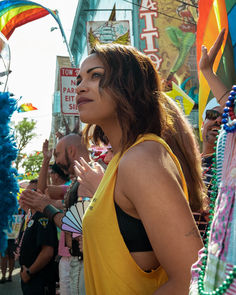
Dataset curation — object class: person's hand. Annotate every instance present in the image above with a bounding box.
[20,189,50,213]
[199,28,225,74]
[20,265,31,283]
[74,158,104,196]
[42,139,52,162]
[74,235,83,252]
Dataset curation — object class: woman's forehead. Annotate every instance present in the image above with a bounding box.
[80,54,104,71]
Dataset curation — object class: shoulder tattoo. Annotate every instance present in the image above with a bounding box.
[185,227,200,239]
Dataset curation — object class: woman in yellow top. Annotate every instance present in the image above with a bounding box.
[76,44,204,295]
[20,44,204,294]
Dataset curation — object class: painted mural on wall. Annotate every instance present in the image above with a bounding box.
[86,21,130,53]
[139,0,199,107]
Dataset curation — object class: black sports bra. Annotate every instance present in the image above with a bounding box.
[115,202,153,252]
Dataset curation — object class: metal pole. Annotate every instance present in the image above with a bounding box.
[55,10,76,68]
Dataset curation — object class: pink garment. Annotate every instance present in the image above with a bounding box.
[58,230,71,257]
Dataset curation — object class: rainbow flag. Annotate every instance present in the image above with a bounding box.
[196,0,236,133]
[18,102,37,112]
[0,0,57,39]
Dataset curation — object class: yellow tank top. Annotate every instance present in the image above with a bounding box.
[83,134,189,295]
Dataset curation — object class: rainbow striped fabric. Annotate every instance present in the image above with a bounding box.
[18,102,37,112]
[0,0,56,39]
[196,0,236,130]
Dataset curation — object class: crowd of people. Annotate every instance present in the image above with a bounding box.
[0,28,235,295]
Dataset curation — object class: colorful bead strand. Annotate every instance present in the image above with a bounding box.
[197,85,236,295]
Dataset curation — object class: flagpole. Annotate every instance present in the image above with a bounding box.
[54,10,76,68]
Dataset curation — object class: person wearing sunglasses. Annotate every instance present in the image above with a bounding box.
[192,98,223,240]
[199,29,229,227]
[193,28,230,243]
[189,27,236,295]
[202,98,222,157]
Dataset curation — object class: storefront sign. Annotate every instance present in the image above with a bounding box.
[86,20,130,52]
[139,0,162,70]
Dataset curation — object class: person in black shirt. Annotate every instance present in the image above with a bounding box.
[19,179,58,295]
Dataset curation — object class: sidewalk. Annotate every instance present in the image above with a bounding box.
[0,261,22,295]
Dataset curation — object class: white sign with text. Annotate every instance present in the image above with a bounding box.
[60,67,80,115]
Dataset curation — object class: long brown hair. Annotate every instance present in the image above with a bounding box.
[161,94,206,211]
[83,43,205,212]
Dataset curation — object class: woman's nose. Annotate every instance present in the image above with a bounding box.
[76,79,88,94]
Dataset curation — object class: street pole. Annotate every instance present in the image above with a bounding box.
[53,10,79,135]
[54,10,76,68]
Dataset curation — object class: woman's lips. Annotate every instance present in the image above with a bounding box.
[77,97,93,106]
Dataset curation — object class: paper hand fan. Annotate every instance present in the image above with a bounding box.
[61,204,83,234]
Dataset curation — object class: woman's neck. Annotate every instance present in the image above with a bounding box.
[100,120,122,154]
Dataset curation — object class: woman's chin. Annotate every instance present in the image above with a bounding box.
[79,110,101,125]
[79,114,94,125]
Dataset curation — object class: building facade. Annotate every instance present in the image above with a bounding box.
[65,0,199,135]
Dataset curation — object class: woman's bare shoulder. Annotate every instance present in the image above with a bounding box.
[119,140,171,171]
[117,140,182,196]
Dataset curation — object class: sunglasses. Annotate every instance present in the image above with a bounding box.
[205,109,222,120]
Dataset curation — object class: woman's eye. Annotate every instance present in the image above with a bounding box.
[92,72,103,79]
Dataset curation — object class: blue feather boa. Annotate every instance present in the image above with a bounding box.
[0,92,19,254]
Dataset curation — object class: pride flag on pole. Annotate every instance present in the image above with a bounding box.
[0,0,57,39]
[196,0,236,134]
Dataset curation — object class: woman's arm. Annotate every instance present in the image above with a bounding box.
[199,28,230,108]
[117,142,203,295]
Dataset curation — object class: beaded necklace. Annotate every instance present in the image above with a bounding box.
[202,162,212,177]
[197,85,236,295]
[222,86,236,133]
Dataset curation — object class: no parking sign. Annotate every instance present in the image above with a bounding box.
[60,67,80,115]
